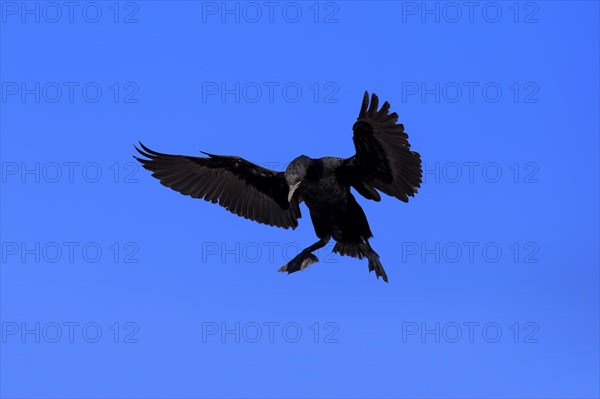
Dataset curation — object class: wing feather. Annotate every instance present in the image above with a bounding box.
[339,92,422,203]
[134,143,301,229]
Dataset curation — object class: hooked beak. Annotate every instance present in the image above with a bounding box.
[287,182,301,203]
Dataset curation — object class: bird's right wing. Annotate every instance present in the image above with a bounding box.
[338,92,422,202]
[134,143,301,229]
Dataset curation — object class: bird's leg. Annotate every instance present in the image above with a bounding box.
[278,236,330,274]
[364,242,388,282]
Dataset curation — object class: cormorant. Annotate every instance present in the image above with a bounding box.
[134,92,422,282]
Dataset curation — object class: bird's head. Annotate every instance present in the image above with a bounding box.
[285,155,310,202]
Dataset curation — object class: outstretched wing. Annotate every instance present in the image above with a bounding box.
[134,143,301,229]
[339,92,422,202]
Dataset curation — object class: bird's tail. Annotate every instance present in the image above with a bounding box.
[333,240,388,282]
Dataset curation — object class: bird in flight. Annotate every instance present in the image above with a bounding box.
[134,92,422,282]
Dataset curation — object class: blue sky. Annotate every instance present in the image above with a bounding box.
[1,1,599,398]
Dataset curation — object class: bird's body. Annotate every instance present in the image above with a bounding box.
[135,92,422,282]
[298,157,346,211]
[295,157,370,241]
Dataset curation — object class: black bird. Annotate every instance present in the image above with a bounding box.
[134,92,422,282]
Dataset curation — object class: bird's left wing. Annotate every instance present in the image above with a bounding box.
[338,92,422,202]
[134,143,301,229]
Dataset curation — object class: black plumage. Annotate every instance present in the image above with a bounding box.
[134,92,422,282]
